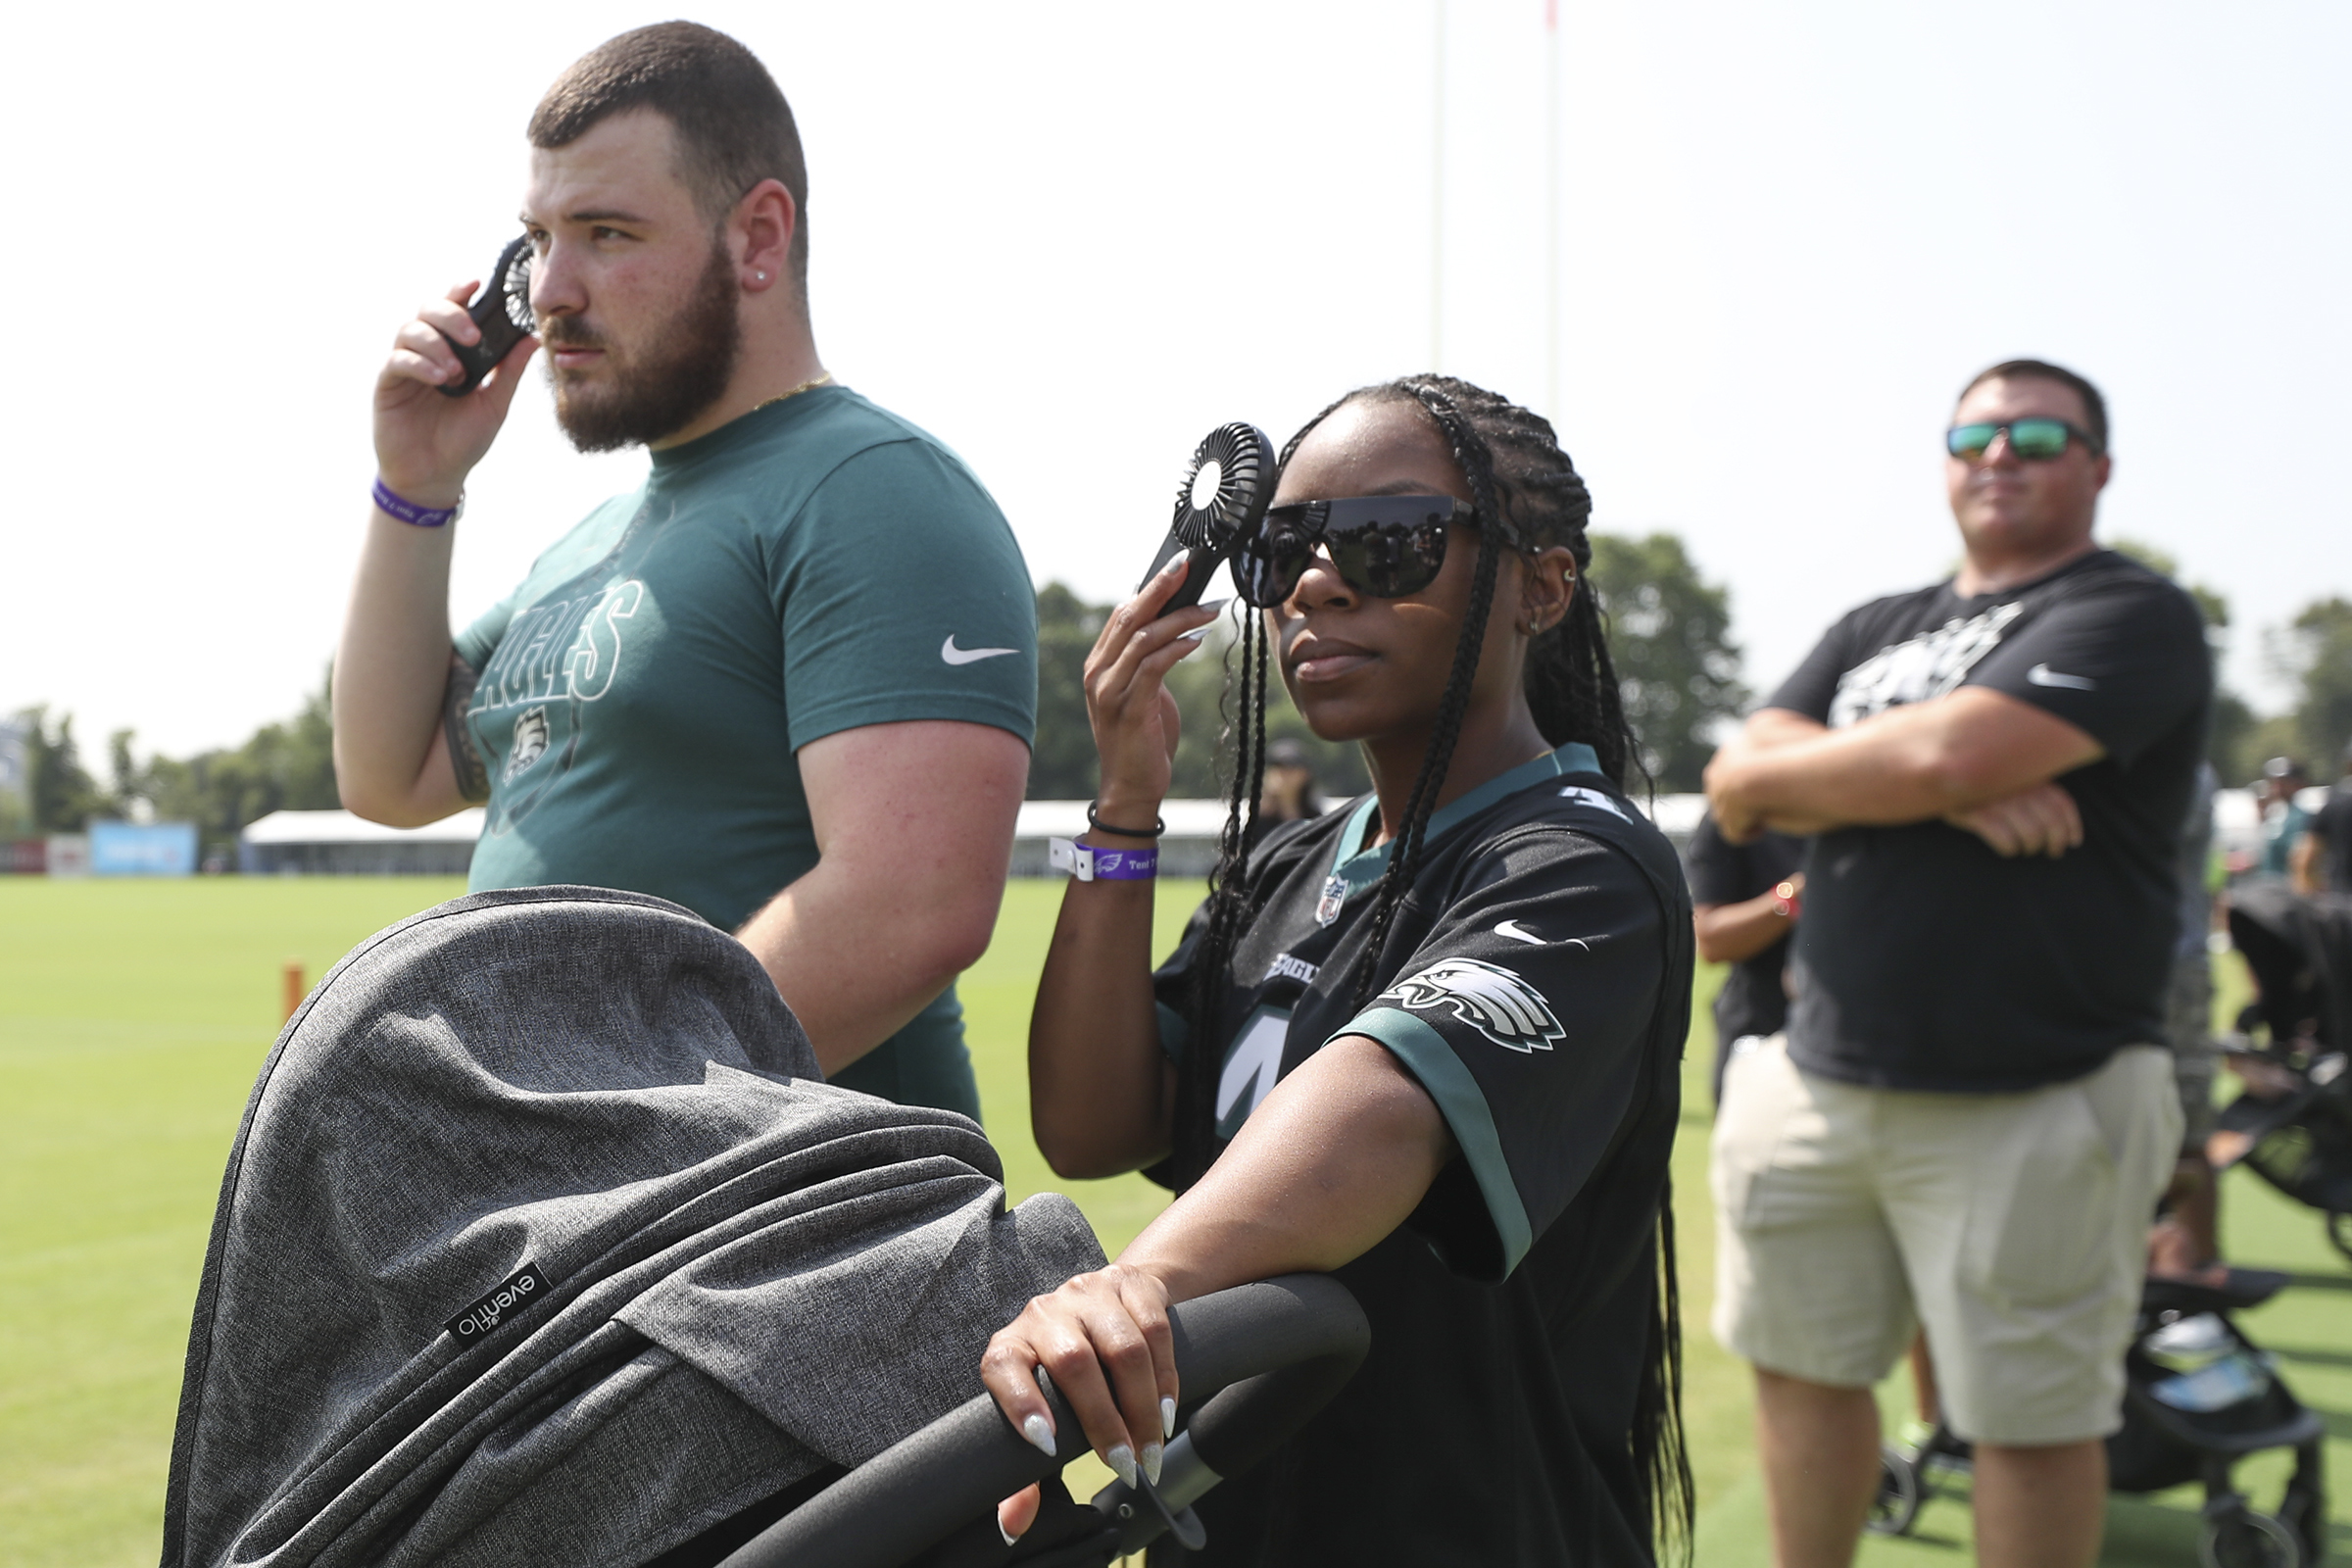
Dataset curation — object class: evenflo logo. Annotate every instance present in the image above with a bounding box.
[443,1261,550,1342]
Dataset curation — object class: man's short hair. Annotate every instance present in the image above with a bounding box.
[530,23,810,287]
[1957,359,2109,456]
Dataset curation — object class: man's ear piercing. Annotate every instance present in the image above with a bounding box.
[754,270,767,282]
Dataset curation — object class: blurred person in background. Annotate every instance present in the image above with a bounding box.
[1257,736,1325,824]
[333,24,1035,1117]
[2146,762,2284,1298]
[1686,810,1805,1107]
[2253,757,2311,884]
[2291,741,2352,893]
[1704,360,2209,1568]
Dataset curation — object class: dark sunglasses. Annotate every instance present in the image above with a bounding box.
[1945,417,2102,462]
[1234,495,1473,608]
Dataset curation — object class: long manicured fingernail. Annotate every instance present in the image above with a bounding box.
[1142,1441,1163,1485]
[999,1517,1018,1546]
[1161,1396,1176,1440]
[1106,1443,1138,1486]
[1022,1413,1056,1457]
[1163,549,1191,572]
[1197,597,1231,614]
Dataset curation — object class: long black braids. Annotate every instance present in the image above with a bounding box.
[1165,374,1689,1552]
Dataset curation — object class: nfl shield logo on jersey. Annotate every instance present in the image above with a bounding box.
[1380,956,1567,1054]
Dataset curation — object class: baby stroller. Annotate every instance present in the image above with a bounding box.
[1870,1278,2327,1567]
[2210,883,2352,1265]
[162,888,1368,1568]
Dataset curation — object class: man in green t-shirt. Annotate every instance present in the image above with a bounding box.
[332,24,1035,1118]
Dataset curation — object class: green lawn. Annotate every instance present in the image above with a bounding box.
[1,878,2345,1564]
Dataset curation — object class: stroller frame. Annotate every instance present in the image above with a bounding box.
[1868,1281,2327,1567]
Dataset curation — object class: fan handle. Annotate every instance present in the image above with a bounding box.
[437,235,536,398]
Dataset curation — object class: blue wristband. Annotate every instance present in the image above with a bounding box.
[372,476,464,528]
[1049,838,1158,882]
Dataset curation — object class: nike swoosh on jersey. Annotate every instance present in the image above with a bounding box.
[941,635,1018,666]
[2026,662,2096,691]
[1494,918,1544,945]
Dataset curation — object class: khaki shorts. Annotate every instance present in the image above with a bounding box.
[1710,1036,2180,1446]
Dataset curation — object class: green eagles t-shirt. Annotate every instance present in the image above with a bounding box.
[451,386,1036,1118]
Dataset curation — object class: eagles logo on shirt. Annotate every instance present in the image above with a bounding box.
[1380,956,1566,1054]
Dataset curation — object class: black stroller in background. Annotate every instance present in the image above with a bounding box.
[2210,883,2352,1265]
[1871,1272,2328,1567]
[1870,882,2348,1566]
[162,889,1369,1568]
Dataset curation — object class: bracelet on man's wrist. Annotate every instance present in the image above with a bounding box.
[1086,802,1165,839]
[372,476,465,528]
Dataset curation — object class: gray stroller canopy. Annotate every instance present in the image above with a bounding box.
[163,887,1103,1568]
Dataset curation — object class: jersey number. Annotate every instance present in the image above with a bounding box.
[1215,1007,1292,1140]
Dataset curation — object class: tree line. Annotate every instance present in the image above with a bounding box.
[2,678,338,860]
[4,537,2341,857]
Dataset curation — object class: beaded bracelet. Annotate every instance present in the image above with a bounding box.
[1086,802,1165,839]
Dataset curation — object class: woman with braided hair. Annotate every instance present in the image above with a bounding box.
[984,375,1694,1564]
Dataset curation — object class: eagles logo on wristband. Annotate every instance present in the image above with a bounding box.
[1049,838,1158,882]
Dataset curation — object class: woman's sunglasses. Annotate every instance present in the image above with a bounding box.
[1944,417,2102,462]
[1233,495,1473,608]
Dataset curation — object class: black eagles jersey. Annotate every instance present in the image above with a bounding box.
[1150,743,1693,1566]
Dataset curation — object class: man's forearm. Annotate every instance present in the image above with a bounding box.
[1710,691,2102,838]
[332,509,468,825]
[737,847,1007,1076]
[1694,891,1794,965]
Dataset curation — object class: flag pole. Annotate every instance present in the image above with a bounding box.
[1431,0,1446,373]
[1545,0,1560,419]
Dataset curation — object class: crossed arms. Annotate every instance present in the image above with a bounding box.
[1704,686,2104,855]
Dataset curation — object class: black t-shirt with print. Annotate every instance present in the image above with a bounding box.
[1149,744,1692,1567]
[1684,814,1805,1057]
[1766,549,2211,1092]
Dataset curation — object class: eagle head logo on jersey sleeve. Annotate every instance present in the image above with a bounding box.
[1379,956,1566,1054]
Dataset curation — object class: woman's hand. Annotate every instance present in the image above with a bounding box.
[1086,554,1221,821]
[981,1263,1179,1492]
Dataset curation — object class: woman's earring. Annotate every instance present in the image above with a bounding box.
[754,270,767,283]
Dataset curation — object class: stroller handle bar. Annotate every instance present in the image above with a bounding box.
[718,1273,1371,1568]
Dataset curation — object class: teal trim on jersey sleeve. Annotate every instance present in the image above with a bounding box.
[1340,1005,1534,1277]
[1156,1001,1191,1064]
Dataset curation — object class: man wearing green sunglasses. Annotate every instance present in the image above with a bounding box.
[1703,360,2211,1568]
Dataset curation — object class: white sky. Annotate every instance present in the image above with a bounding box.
[4,1,2345,763]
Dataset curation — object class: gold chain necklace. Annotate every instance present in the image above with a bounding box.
[752,371,834,414]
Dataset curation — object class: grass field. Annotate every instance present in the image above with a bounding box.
[2,877,2345,1565]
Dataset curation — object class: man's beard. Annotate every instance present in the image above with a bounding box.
[545,241,742,453]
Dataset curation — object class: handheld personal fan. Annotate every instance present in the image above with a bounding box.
[438,235,537,397]
[1139,421,1276,610]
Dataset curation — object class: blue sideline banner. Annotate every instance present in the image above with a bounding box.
[90,821,200,877]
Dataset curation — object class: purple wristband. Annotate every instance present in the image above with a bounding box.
[1048,837,1158,882]
[372,476,463,528]
[1089,845,1158,880]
